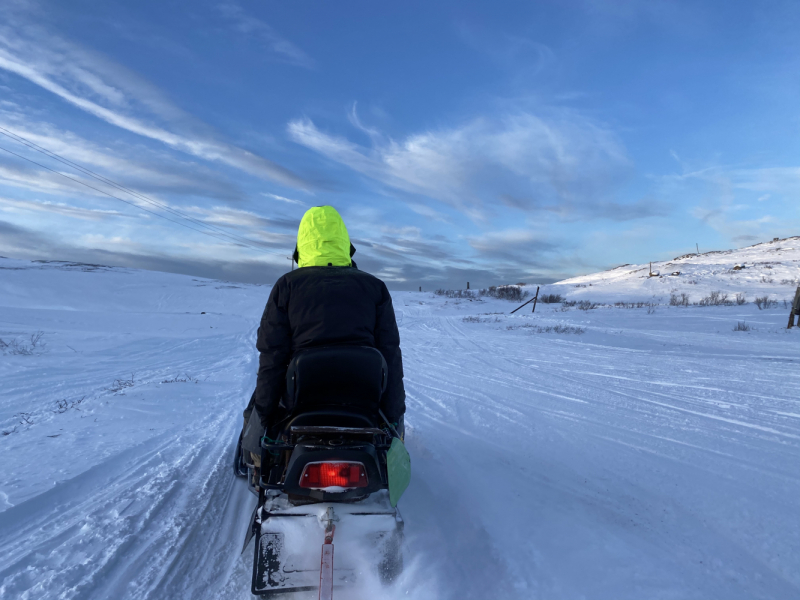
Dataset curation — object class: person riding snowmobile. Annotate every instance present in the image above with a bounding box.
[240,206,406,468]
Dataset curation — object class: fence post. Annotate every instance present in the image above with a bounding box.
[531,286,540,313]
[467,282,470,290]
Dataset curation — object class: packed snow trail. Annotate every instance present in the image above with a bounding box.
[1,257,798,599]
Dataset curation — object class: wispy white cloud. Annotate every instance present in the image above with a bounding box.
[0,195,131,221]
[0,12,310,189]
[288,109,632,220]
[262,192,305,206]
[217,1,314,69]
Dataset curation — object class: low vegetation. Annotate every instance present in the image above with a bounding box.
[0,332,46,355]
[437,285,529,302]
[108,373,136,394]
[506,323,585,334]
[539,293,563,304]
[754,296,778,310]
[669,293,690,306]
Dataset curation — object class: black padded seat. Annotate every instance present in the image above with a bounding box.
[285,346,387,415]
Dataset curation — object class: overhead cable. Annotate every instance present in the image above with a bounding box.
[0,126,291,256]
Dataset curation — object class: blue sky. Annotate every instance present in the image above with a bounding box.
[0,0,798,289]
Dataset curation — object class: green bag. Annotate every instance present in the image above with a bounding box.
[387,437,411,507]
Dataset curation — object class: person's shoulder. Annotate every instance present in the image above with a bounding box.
[347,267,387,289]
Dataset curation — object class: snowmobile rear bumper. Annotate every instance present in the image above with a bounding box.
[251,491,403,596]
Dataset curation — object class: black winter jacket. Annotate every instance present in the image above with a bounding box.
[253,266,405,426]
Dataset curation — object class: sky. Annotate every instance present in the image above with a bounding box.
[0,0,798,289]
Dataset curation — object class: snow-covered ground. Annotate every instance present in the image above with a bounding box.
[544,236,800,305]
[1,246,798,600]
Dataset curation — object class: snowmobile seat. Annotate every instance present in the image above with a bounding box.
[284,345,388,418]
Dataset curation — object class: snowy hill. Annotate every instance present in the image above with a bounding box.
[1,255,799,600]
[545,236,800,304]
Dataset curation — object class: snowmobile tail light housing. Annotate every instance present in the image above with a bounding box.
[299,461,368,489]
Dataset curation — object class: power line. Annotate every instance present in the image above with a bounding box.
[0,127,292,257]
[0,126,271,250]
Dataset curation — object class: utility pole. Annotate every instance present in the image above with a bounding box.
[287,256,294,271]
[696,243,700,255]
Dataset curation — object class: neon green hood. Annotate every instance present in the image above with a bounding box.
[295,206,352,268]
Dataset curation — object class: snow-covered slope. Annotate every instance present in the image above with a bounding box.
[546,236,800,304]
[1,256,798,600]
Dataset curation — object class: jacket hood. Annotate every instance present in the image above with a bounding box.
[294,206,353,268]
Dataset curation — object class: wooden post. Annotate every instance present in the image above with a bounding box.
[649,262,652,276]
[510,286,540,314]
[531,286,540,313]
[419,286,422,292]
[467,282,470,290]
[788,285,800,329]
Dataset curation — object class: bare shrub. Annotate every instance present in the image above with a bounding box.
[615,301,652,309]
[754,296,778,310]
[577,300,598,310]
[479,286,528,302]
[54,397,85,413]
[533,324,585,334]
[1,332,46,355]
[735,293,747,305]
[669,293,690,306]
[435,289,476,299]
[697,291,733,306]
[733,321,750,331]
[539,294,563,304]
[108,373,136,393]
[161,374,198,384]
[562,300,577,307]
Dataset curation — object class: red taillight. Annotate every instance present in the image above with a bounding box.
[299,462,368,489]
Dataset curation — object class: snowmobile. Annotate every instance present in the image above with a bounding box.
[234,346,409,598]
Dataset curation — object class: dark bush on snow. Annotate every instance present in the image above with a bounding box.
[539,293,563,304]
[0,332,46,355]
[733,321,750,331]
[754,296,778,310]
[616,301,648,309]
[669,293,690,307]
[479,286,529,302]
[435,289,476,299]
[696,291,734,306]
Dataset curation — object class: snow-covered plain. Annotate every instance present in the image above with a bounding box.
[0,243,798,600]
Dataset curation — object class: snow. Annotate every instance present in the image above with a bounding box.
[1,244,799,599]
[543,236,800,305]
